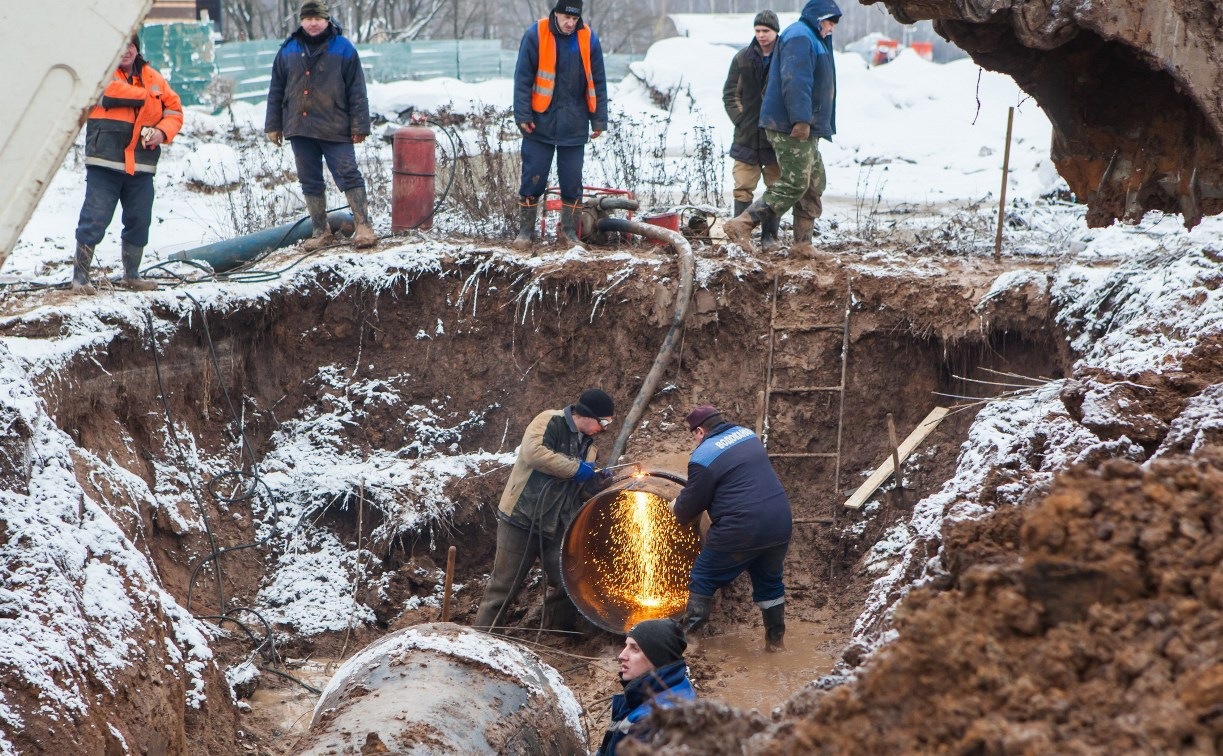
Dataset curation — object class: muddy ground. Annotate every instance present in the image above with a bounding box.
[0,232,1112,754]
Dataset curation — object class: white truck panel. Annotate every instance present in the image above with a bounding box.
[0,0,154,264]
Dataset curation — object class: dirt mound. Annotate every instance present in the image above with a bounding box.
[642,450,1223,753]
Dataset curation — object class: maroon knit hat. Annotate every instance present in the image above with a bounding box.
[685,405,721,431]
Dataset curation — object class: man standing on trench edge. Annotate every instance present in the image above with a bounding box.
[597,618,695,755]
[474,389,615,632]
[724,0,841,259]
[265,0,376,251]
[671,405,793,652]
[511,0,609,251]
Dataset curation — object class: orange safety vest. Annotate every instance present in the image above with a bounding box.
[531,18,597,114]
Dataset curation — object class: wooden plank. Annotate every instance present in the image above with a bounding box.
[844,406,950,510]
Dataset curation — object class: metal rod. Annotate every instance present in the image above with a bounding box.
[994,106,1015,260]
[834,278,851,504]
[977,367,1050,384]
[441,545,456,622]
[762,274,780,447]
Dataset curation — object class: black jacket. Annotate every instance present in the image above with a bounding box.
[722,38,777,166]
[265,21,371,142]
[673,423,792,552]
[513,15,609,147]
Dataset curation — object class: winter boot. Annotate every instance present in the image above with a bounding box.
[301,194,335,251]
[791,210,816,259]
[723,199,776,252]
[511,198,538,252]
[762,602,785,652]
[558,201,586,249]
[345,186,377,249]
[760,212,782,254]
[69,241,98,295]
[682,592,713,653]
[116,242,157,291]
[732,199,750,219]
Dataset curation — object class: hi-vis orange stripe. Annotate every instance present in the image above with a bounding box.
[531,18,596,114]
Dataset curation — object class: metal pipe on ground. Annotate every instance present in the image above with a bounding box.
[597,217,695,464]
[168,210,354,273]
[299,623,585,755]
[560,470,701,634]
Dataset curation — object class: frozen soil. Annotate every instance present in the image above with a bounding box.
[8,222,1215,753]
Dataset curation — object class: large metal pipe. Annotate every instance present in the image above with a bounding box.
[301,623,586,755]
[168,210,353,272]
[598,218,695,463]
[560,470,701,634]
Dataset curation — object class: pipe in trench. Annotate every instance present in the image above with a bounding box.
[596,217,695,464]
[560,470,702,634]
[168,210,354,273]
[301,623,586,755]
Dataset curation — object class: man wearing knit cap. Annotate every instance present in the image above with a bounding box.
[266,1,376,250]
[597,619,695,755]
[510,0,609,251]
[474,388,615,632]
[723,10,781,252]
[672,405,792,651]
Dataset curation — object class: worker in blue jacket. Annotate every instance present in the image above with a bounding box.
[724,0,841,259]
[597,619,695,755]
[672,405,793,651]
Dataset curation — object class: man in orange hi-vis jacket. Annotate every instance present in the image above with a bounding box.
[510,0,608,251]
[72,33,183,294]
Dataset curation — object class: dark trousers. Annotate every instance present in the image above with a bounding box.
[473,518,577,630]
[290,136,365,196]
[75,166,155,247]
[519,138,585,202]
[688,542,788,607]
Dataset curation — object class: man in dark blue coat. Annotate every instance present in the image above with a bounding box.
[724,0,840,259]
[672,405,793,652]
[511,0,609,250]
[597,619,695,755]
[266,1,375,250]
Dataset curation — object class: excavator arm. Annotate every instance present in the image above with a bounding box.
[0,0,154,265]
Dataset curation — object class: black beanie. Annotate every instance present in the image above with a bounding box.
[553,0,583,16]
[130,33,141,52]
[628,619,687,669]
[575,388,614,418]
[753,10,780,32]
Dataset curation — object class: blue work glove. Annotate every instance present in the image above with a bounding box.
[573,460,596,482]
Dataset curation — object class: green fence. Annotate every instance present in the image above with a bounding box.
[139,21,218,107]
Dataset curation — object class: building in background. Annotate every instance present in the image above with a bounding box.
[147,0,222,34]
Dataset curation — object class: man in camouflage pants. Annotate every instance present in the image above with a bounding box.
[724,0,840,259]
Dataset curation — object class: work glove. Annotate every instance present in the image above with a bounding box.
[352,133,367,144]
[573,460,596,482]
[593,468,614,490]
[267,131,283,147]
[790,122,811,141]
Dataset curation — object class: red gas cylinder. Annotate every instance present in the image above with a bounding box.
[392,125,436,231]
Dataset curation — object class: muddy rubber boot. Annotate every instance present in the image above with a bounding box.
[558,202,587,249]
[791,211,816,259]
[723,199,775,252]
[511,198,538,252]
[732,199,749,219]
[762,603,785,652]
[301,194,335,251]
[760,213,782,254]
[116,242,157,291]
[70,241,97,295]
[346,187,377,249]
[682,592,713,653]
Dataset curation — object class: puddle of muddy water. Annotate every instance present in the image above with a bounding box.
[696,621,840,714]
[247,659,338,739]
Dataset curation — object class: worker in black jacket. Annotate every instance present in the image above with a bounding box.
[671,405,793,651]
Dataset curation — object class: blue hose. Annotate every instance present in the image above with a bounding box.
[169,210,354,273]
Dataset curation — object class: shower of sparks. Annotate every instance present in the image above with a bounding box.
[591,490,701,629]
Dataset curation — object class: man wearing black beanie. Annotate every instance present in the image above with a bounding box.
[474,388,616,632]
[597,619,695,755]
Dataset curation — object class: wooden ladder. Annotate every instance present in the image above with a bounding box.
[757,275,852,506]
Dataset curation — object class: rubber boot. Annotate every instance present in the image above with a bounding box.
[762,603,785,652]
[301,194,335,251]
[346,186,377,249]
[760,213,782,254]
[70,241,97,295]
[682,593,713,653]
[558,201,586,249]
[732,199,749,219]
[791,211,816,259]
[511,198,538,252]
[116,242,157,291]
[723,199,775,252]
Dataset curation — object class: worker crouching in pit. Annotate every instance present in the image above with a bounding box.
[672,405,793,651]
[597,618,695,755]
[474,388,616,632]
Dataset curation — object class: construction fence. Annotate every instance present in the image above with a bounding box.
[140,22,639,107]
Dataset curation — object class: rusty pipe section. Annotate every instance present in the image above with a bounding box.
[301,623,586,754]
[599,218,695,463]
[560,470,701,634]
[865,0,1223,228]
